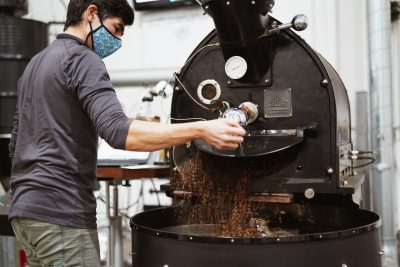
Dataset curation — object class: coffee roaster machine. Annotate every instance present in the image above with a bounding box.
[0,0,47,236]
[130,0,382,266]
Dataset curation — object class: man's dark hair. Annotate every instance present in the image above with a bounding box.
[64,0,134,30]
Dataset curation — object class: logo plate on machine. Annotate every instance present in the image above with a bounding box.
[264,88,292,118]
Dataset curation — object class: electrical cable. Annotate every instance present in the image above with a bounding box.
[150,178,161,207]
[353,157,375,169]
[349,150,376,169]
[169,43,221,113]
[178,43,220,74]
[159,43,221,122]
[174,73,218,112]
[350,150,376,155]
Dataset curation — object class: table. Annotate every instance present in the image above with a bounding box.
[96,165,170,267]
[97,164,170,181]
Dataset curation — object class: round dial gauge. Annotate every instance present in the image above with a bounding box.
[225,56,248,80]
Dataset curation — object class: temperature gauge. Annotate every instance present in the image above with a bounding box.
[225,56,247,80]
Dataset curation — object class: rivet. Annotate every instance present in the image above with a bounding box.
[327,167,334,175]
[296,165,303,171]
[321,79,329,87]
[230,239,235,243]
[227,80,232,85]
[265,79,270,84]
[174,86,181,91]
[251,0,256,4]
[190,236,193,240]
[343,180,349,186]
[319,235,323,239]
[304,188,315,199]
[276,238,280,242]
[164,265,169,267]
[342,264,348,267]
[226,1,230,5]
[378,250,384,256]
[156,232,160,236]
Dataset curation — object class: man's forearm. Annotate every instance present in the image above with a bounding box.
[125,120,204,151]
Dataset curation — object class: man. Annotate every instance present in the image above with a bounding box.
[8,0,245,266]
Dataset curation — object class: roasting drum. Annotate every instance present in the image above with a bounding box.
[131,204,381,267]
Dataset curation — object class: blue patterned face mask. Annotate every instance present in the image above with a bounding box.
[89,23,122,59]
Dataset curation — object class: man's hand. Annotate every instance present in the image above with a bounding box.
[199,118,246,149]
[125,118,245,152]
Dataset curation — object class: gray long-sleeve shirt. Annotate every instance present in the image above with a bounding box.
[8,33,131,229]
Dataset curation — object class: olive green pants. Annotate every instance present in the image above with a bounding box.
[11,218,101,267]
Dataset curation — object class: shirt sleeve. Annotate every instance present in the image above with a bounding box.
[64,50,131,150]
[9,80,20,161]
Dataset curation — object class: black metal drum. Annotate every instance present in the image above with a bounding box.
[131,205,382,267]
[0,15,47,134]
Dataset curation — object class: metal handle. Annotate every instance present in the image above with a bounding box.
[246,129,298,137]
[269,14,308,34]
